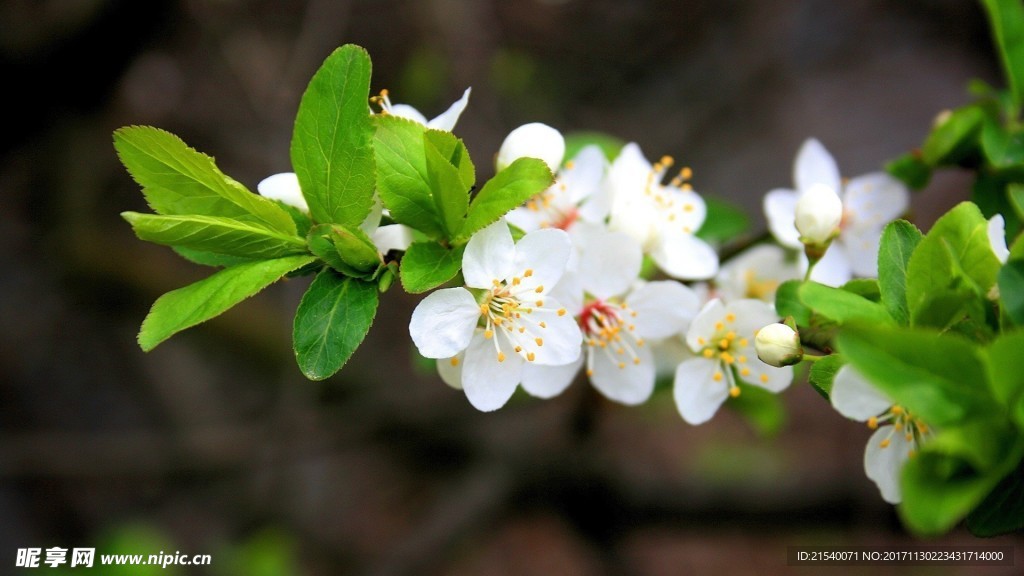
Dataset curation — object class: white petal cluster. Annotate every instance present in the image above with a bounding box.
[764,138,910,285]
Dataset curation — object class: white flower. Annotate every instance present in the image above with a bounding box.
[257,172,308,213]
[506,145,609,233]
[606,143,719,280]
[496,122,566,173]
[764,138,909,284]
[754,323,802,367]
[988,214,1010,264]
[409,219,582,411]
[374,88,471,131]
[714,244,799,303]
[831,365,931,504]
[794,183,843,246]
[673,299,793,424]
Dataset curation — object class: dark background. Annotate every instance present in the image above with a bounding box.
[1,0,1021,574]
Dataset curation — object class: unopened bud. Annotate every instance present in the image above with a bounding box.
[257,172,309,213]
[496,122,565,173]
[755,323,803,367]
[794,183,842,247]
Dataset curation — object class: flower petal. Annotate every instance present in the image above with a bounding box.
[673,357,729,424]
[462,219,515,288]
[521,355,583,399]
[257,172,308,212]
[738,359,793,393]
[462,331,523,411]
[650,230,719,280]
[387,104,429,126]
[496,122,565,172]
[799,242,852,286]
[512,228,572,293]
[373,224,413,254]
[727,299,780,337]
[840,226,882,277]
[686,299,726,351]
[989,214,1010,264]
[563,145,607,207]
[427,87,471,131]
[409,287,479,358]
[763,188,801,249]
[576,228,642,300]
[589,343,656,405]
[843,172,909,228]
[514,303,583,366]
[626,281,701,339]
[794,138,841,195]
[715,244,798,303]
[831,365,892,421]
[864,425,912,504]
[436,355,463,389]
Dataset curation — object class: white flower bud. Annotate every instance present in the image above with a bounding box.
[755,323,803,367]
[794,183,843,246]
[257,172,308,213]
[496,122,565,173]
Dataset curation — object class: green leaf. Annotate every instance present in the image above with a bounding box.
[837,325,995,427]
[775,280,811,326]
[290,45,376,227]
[905,202,1001,329]
[424,132,469,238]
[967,456,1024,537]
[122,212,307,259]
[306,223,380,277]
[400,242,465,293]
[697,197,750,243]
[425,129,475,191]
[458,157,553,241]
[293,270,379,380]
[374,115,445,238]
[113,126,295,234]
[900,429,1021,536]
[138,255,315,351]
[986,329,1024,409]
[885,152,931,190]
[840,278,881,303]
[981,117,1024,168]
[920,105,985,165]
[981,0,1024,109]
[808,354,844,399]
[1009,183,1024,221]
[171,246,255,268]
[798,282,894,326]
[998,260,1024,325]
[877,220,923,325]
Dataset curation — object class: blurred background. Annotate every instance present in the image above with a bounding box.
[1,0,1021,574]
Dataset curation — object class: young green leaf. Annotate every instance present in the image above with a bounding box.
[837,325,995,427]
[122,212,307,259]
[458,157,553,242]
[374,115,445,238]
[400,241,465,293]
[798,282,893,326]
[920,105,985,165]
[114,126,296,234]
[138,255,316,351]
[425,129,475,191]
[885,152,931,190]
[981,118,1024,168]
[290,45,376,227]
[877,219,923,325]
[840,278,881,302]
[808,354,845,399]
[905,202,1001,328]
[985,329,1024,409]
[998,260,1024,325]
[981,0,1024,110]
[293,269,379,380]
[305,223,380,278]
[172,247,256,268]
[424,133,469,238]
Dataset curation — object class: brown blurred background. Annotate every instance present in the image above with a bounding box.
[1,0,1021,574]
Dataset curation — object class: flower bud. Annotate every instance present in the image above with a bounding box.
[257,172,309,213]
[496,122,565,173]
[755,323,803,367]
[794,183,842,246]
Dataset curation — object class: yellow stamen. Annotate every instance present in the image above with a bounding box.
[450,357,459,367]
[497,352,506,363]
[527,352,536,362]
[729,386,741,398]
[867,416,879,430]
[713,372,723,382]
[759,374,769,384]
[524,269,534,277]
[484,330,494,340]
[535,337,544,346]
[557,309,567,316]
